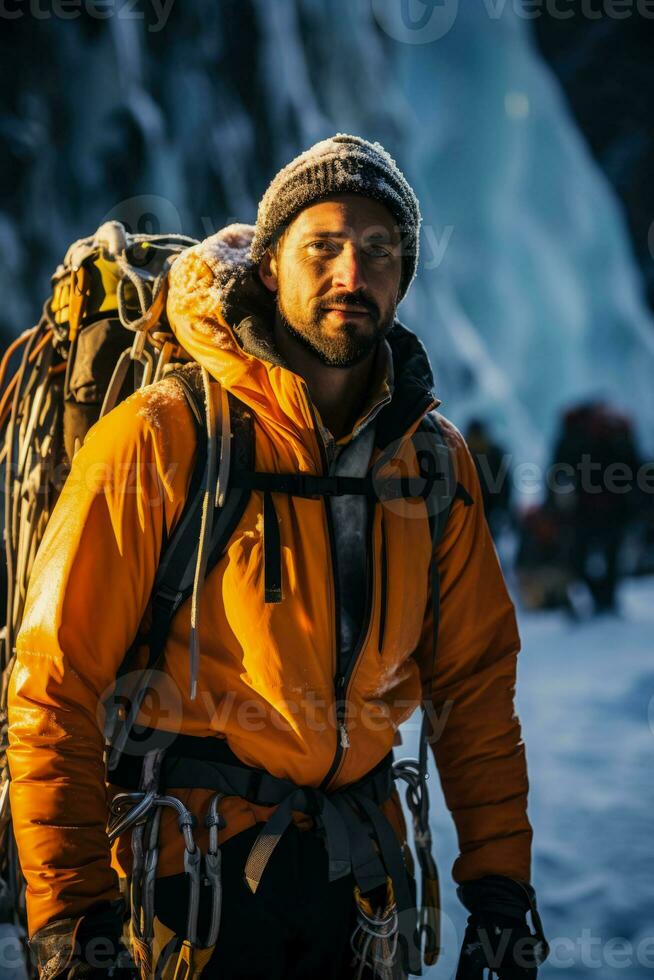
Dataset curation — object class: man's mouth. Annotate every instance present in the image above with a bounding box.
[323,306,371,318]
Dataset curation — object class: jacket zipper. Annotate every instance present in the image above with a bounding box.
[319,505,376,791]
[323,500,345,748]
[298,382,365,789]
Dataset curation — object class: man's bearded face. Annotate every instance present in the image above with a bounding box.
[267,194,403,368]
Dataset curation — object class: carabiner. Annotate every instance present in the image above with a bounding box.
[202,792,226,949]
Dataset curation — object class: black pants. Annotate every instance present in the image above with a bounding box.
[573,522,623,611]
[153,822,385,979]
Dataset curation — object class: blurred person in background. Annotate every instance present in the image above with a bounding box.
[465,418,512,539]
[549,401,643,614]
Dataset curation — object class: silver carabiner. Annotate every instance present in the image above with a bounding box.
[154,793,197,854]
[206,792,225,857]
[202,792,226,949]
[108,790,156,843]
[141,806,162,950]
[184,844,202,948]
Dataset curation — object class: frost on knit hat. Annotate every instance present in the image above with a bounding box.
[250,133,422,301]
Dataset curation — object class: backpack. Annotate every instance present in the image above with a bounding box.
[0,220,459,977]
[0,220,197,969]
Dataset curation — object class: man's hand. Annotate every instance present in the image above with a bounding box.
[29,900,137,979]
[455,875,549,980]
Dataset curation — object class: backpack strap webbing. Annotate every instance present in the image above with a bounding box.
[418,410,474,691]
[236,438,449,605]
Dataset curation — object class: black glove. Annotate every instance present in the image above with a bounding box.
[455,875,549,979]
[29,900,137,979]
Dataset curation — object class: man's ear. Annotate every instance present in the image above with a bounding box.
[258,248,278,293]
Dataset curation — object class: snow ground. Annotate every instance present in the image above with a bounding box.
[401,575,654,978]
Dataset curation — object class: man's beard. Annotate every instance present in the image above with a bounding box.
[276,291,395,368]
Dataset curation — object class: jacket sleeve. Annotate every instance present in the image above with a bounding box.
[413,415,532,885]
[7,383,196,937]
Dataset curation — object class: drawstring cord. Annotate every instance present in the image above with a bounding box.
[215,386,231,509]
[188,368,220,700]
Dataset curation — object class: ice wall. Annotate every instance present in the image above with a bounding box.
[2,0,653,465]
[372,1,654,463]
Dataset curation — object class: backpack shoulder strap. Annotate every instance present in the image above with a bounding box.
[414,409,474,679]
[146,364,255,674]
[417,410,453,547]
[417,409,473,546]
[414,409,473,726]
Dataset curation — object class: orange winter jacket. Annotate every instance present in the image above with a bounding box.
[7,227,532,938]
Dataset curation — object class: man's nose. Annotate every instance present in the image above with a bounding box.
[331,245,366,293]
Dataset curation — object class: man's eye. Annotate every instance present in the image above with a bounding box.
[365,245,392,258]
[307,241,335,253]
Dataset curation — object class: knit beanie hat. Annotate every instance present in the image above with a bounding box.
[249,133,422,301]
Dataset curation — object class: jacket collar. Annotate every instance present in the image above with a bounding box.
[376,320,440,447]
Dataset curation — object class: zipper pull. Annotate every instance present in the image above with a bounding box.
[339,721,350,749]
[335,674,349,749]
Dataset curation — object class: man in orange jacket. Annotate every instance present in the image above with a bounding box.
[8,134,548,979]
